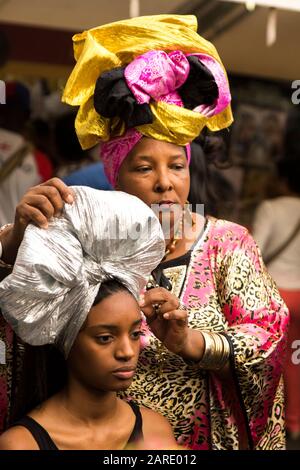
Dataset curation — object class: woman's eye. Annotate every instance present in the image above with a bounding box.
[96,335,113,344]
[171,164,184,170]
[131,330,144,340]
[135,166,151,173]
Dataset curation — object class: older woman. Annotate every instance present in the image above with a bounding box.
[0,15,288,449]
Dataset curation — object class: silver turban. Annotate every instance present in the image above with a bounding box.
[0,187,165,356]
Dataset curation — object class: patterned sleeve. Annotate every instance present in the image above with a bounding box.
[0,316,12,433]
[214,226,289,449]
[0,315,24,434]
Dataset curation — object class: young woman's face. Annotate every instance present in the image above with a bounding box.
[117,137,190,231]
[67,290,142,392]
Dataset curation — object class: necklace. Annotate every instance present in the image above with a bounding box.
[162,205,195,261]
[162,207,184,261]
[163,220,183,261]
[148,205,194,374]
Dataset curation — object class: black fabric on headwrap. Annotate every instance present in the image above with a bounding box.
[178,56,219,110]
[94,67,153,128]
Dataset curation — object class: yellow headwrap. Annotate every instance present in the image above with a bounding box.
[62,14,233,150]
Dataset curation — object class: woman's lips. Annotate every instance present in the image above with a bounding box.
[112,369,136,380]
[112,371,135,379]
[157,201,176,210]
[158,201,175,205]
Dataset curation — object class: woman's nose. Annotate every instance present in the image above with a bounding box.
[115,337,136,361]
[154,171,173,193]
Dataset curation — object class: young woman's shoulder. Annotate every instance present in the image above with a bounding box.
[0,425,39,450]
[140,406,179,449]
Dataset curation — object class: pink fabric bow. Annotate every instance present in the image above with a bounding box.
[124,50,189,107]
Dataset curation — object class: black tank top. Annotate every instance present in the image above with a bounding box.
[14,401,143,450]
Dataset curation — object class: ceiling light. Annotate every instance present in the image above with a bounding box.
[245,1,256,11]
[129,0,140,18]
[266,8,277,46]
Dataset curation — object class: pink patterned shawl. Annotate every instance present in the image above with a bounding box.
[125,217,289,449]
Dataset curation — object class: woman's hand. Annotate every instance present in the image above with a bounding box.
[139,287,205,361]
[14,178,74,232]
[1,178,74,264]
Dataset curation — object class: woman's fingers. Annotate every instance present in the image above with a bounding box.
[28,181,74,216]
[142,304,187,324]
[139,288,186,323]
[14,178,75,229]
[39,178,75,205]
[20,194,56,218]
[16,203,50,228]
[5,178,74,258]
[162,310,188,322]
[157,301,180,315]
[29,186,63,216]
[143,308,159,325]
[139,287,178,309]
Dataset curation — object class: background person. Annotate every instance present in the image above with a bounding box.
[0,81,53,226]
[252,158,300,442]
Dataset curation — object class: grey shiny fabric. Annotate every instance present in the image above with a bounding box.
[0,187,165,356]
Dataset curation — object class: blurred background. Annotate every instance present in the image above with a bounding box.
[0,0,300,225]
[1,0,299,225]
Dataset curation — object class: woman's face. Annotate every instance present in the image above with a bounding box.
[117,137,190,231]
[67,290,142,392]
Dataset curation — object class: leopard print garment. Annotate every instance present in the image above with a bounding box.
[0,315,24,433]
[124,217,289,449]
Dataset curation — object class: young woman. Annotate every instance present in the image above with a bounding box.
[0,187,177,449]
[0,279,177,450]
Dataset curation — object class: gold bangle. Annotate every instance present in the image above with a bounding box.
[212,331,223,359]
[0,223,13,235]
[199,331,230,370]
[199,331,217,369]
[219,334,231,369]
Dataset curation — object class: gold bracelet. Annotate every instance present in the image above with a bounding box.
[199,331,230,370]
[0,223,14,269]
[212,331,223,360]
[199,331,217,369]
[219,334,231,369]
[0,223,13,235]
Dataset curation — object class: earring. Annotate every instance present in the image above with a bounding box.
[184,201,195,227]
